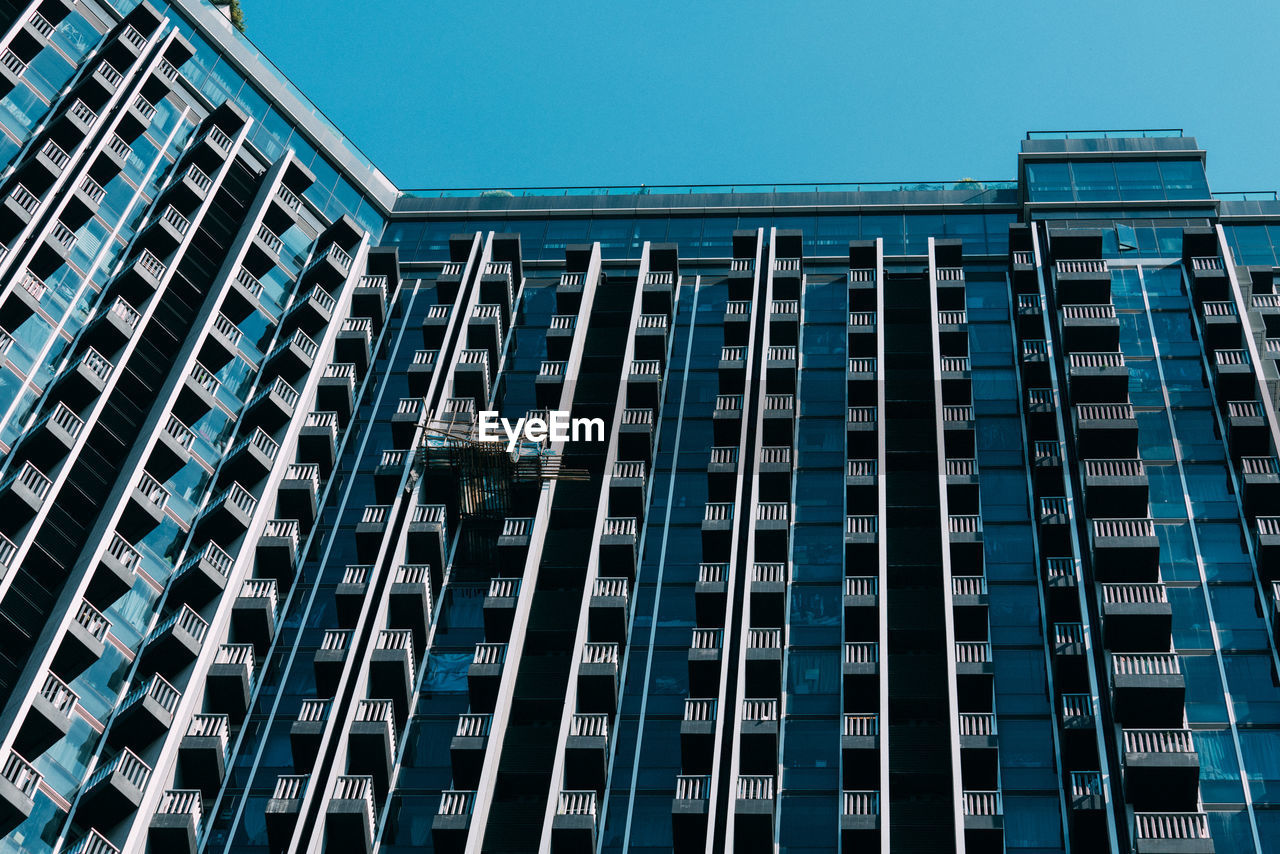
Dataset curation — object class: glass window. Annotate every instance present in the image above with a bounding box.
[1026,162,1071,202]
[1117,161,1164,200]
[1071,161,1119,201]
[1160,159,1211,200]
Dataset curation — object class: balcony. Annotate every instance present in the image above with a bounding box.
[840,790,880,849]
[333,317,373,377]
[352,275,388,331]
[1111,653,1185,727]
[0,752,36,835]
[80,296,139,358]
[454,348,492,407]
[169,541,233,606]
[959,713,999,789]
[843,576,878,641]
[389,397,423,449]
[600,516,638,579]
[1200,299,1242,352]
[265,775,308,850]
[207,643,255,722]
[1083,458,1148,518]
[241,379,299,439]
[578,642,619,714]
[1226,400,1269,459]
[355,505,390,563]
[1123,728,1200,811]
[942,404,976,458]
[77,747,151,826]
[407,349,437,396]
[108,673,179,749]
[372,630,416,723]
[749,562,787,628]
[147,789,202,854]
[421,302,451,350]
[694,563,727,629]
[754,503,789,562]
[48,347,111,410]
[1067,351,1128,403]
[642,267,676,314]
[1212,349,1254,405]
[681,696,718,774]
[1060,695,1099,767]
[174,362,219,423]
[17,673,76,756]
[587,576,629,645]
[1025,388,1057,443]
[846,406,878,459]
[948,514,984,573]
[325,775,376,854]
[450,715,491,790]
[348,699,396,797]
[316,362,356,427]
[552,790,599,853]
[1101,583,1171,651]
[723,299,752,345]
[688,628,723,696]
[279,463,321,532]
[142,604,208,677]
[962,791,1004,854]
[1045,557,1079,621]
[633,312,667,361]
[1074,403,1138,458]
[952,575,989,641]
[1133,812,1213,854]
[192,482,257,546]
[232,578,279,653]
[565,714,612,794]
[734,775,776,850]
[765,346,797,395]
[842,642,879,703]
[179,714,228,795]
[54,601,109,679]
[119,472,169,541]
[1053,622,1089,694]
[1188,254,1228,300]
[846,357,877,405]
[739,698,779,774]
[701,503,733,562]
[955,641,995,707]
[16,402,82,472]
[1091,518,1160,582]
[712,394,743,445]
[252,519,298,586]
[262,328,318,384]
[671,775,711,853]
[1021,339,1050,387]
[407,503,448,569]
[287,698,331,771]
[432,790,475,854]
[1240,455,1280,519]
[299,411,338,475]
[149,414,195,482]
[1061,303,1120,352]
[497,514,533,574]
[1054,259,1110,304]
[388,564,432,651]
[627,359,664,408]
[481,577,519,645]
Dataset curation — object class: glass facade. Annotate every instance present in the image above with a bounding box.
[0,2,1276,853]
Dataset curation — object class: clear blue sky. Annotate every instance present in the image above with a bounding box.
[243,0,1280,193]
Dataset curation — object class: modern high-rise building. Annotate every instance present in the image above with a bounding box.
[1,2,1280,854]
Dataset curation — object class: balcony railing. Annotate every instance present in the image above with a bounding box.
[1134,813,1210,840]
[963,791,1002,816]
[1112,654,1181,676]
[1123,728,1194,753]
[558,790,598,815]
[1057,259,1107,274]
[843,790,879,815]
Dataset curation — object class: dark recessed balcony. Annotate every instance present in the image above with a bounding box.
[148,414,196,481]
[316,363,356,427]
[1199,300,1241,351]
[352,275,388,332]
[842,642,878,704]
[1053,259,1110,304]
[147,789,202,854]
[955,641,994,708]
[266,775,308,852]
[846,407,878,459]
[1212,349,1254,405]
[289,699,330,771]
[688,629,723,697]
[1101,583,1171,652]
[169,541,233,606]
[482,577,520,644]
[712,395,743,445]
[948,514,984,574]
[0,752,38,835]
[600,517,638,580]
[348,699,396,798]
[1240,456,1280,520]
[334,565,370,628]
[840,789,880,851]
[355,505,390,564]
[407,503,448,569]
[80,297,139,357]
[942,405,975,459]
[962,790,1004,854]
[1020,339,1050,387]
[723,299,751,346]
[206,643,255,723]
[1060,695,1099,766]
[278,464,320,532]
[76,747,151,827]
[718,346,746,392]
[633,313,666,361]
[450,715,491,790]
[701,504,733,563]
[173,362,220,424]
[1044,557,1080,622]
[734,775,775,851]
[141,604,208,678]
[1074,403,1138,459]
[938,309,968,356]
[241,376,299,435]
[739,698,779,774]
[694,564,727,629]
[179,714,229,796]
[497,515,532,575]
[335,318,372,377]
[577,642,619,714]
[765,346,797,395]
[843,577,878,641]
[192,482,257,546]
[1053,623,1089,693]
[1091,518,1160,582]
[844,515,879,573]
[1226,400,1270,459]
[1067,351,1128,403]
[642,267,676,315]
[302,242,355,293]
[232,578,279,654]
[390,397,423,449]
[16,673,77,757]
[256,520,300,585]
[262,329,318,385]
[1111,653,1185,727]
[565,713,610,792]
[299,411,338,476]
[325,775,376,854]
[107,673,179,750]
[372,630,416,724]
[389,564,432,651]
[772,256,801,299]
[432,789,475,854]
[672,775,711,854]
[454,348,492,408]
[1083,458,1149,518]
[754,503,789,563]
[1122,728,1200,811]
[680,699,716,774]
[1061,303,1119,352]
[281,285,337,339]
[0,460,51,534]
[407,349,438,396]
[552,790,599,854]
[846,358,877,406]
[588,576,628,646]
[119,471,170,541]
[1187,253,1228,301]
[939,355,970,406]
[47,347,111,410]
[54,601,110,680]
[626,359,663,409]
[421,303,451,350]
[840,714,879,790]
[951,575,989,641]
[959,713,999,789]
[106,246,167,304]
